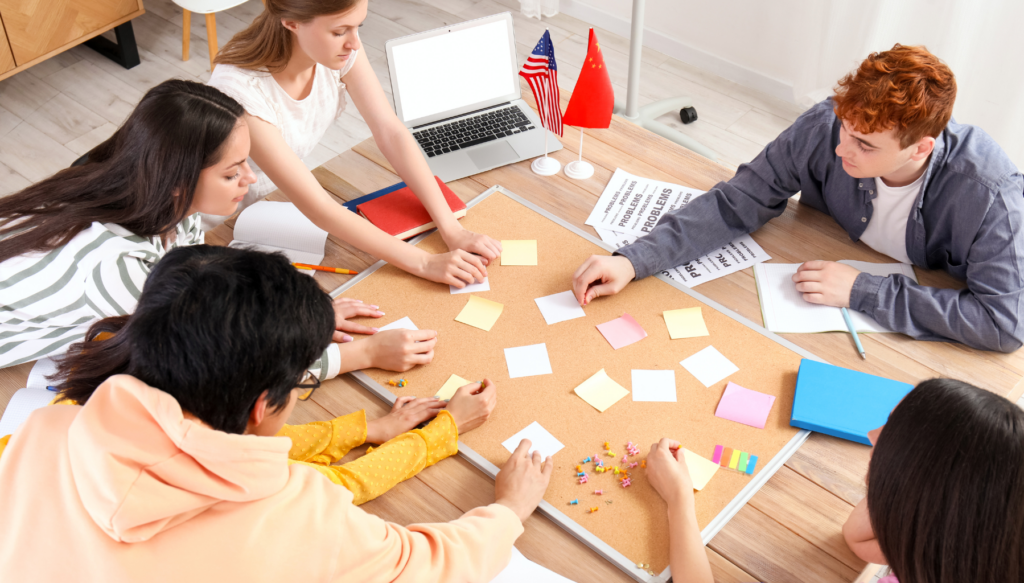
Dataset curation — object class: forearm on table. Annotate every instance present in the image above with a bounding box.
[666,500,714,583]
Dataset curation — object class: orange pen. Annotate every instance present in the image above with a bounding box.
[292,263,359,275]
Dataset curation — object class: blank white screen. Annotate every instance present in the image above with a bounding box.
[392,20,514,122]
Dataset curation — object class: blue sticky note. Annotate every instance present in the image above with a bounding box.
[745,455,758,475]
[791,359,914,445]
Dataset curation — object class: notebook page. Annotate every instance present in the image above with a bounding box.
[26,357,58,390]
[0,388,55,437]
[226,242,323,275]
[230,201,328,260]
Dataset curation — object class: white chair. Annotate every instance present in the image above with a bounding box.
[173,0,260,71]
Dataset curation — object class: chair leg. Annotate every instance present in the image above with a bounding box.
[205,13,218,70]
[182,9,191,61]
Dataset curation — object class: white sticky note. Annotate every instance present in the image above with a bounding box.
[504,343,553,378]
[631,370,677,402]
[450,277,490,295]
[680,346,739,387]
[534,291,586,325]
[501,421,564,458]
[377,316,418,332]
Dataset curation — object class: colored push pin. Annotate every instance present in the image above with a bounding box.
[594,489,603,495]
[575,465,582,472]
[569,499,579,505]
[595,466,605,474]
[629,462,639,469]
[606,451,616,457]
[582,457,591,464]
[640,460,647,469]
[579,474,588,484]
[621,478,632,487]
[576,472,586,477]
[621,455,628,463]
[603,441,610,449]
[589,507,599,513]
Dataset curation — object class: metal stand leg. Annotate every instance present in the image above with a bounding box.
[84,21,141,69]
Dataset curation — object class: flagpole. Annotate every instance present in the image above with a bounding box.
[578,128,584,162]
[564,126,594,179]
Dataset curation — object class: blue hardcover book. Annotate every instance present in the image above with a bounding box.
[343,182,407,212]
[791,359,914,445]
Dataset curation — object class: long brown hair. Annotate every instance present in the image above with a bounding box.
[0,80,245,265]
[214,0,359,73]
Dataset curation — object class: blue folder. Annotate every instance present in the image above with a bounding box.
[791,359,914,445]
[343,182,406,213]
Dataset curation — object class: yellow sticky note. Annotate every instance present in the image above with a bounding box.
[436,374,470,400]
[455,295,504,331]
[574,369,629,412]
[729,449,741,470]
[682,448,720,491]
[501,240,538,265]
[664,307,710,339]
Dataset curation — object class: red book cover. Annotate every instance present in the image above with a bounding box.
[356,176,467,239]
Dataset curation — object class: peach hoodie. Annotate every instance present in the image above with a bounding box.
[0,375,524,582]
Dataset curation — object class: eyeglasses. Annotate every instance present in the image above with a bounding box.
[295,370,321,401]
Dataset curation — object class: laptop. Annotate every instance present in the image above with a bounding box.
[385,12,563,182]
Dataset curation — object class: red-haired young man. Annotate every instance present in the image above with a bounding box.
[572,44,1024,352]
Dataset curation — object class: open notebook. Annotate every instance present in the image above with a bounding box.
[228,201,329,274]
[754,260,918,333]
[0,358,59,437]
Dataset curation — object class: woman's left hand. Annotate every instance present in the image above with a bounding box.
[332,298,385,342]
[442,227,502,264]
[365,396,447,444]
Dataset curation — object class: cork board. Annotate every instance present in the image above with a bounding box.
[337,188,810,579]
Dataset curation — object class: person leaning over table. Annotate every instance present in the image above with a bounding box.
[571,44,1024,352]
[0,244,549,583]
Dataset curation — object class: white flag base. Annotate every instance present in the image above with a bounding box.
[564,160,594,179]
[531,156,561,176]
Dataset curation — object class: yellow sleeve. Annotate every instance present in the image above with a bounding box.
[277,410,367,464]
[0,434,9,459]
[292,410,459,505]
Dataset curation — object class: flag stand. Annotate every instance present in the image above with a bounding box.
[564,128,594,179]
[531,129,561,176]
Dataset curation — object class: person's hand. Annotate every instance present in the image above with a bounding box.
[420,249,488,288]
[442,226,502,264]
[366,396,446,444]
[494,439,554,522]
[444,379,497,433]
[646,439,695,509]
[792,260,860,308]
[572,255,636,306]
[331,298,384,342]
[364,329,437,371]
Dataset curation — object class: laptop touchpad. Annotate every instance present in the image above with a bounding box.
[467,142,518,170]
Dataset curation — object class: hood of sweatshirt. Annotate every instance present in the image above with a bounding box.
[67,375,292,543]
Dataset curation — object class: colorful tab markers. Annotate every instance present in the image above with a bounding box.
[712,444,758,476]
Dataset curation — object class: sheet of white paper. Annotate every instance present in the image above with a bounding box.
[26,357,58,390]
[491,548,576,583]
[229,201,328,267]
[754,261,918,333]
[227,242,323,275]
[0,388,55,437]
[450,277,490,294]
[680,346,739,387]
[504,343,553,378]
[586,168,707,237]
[501,421,565,458]
[534,291,586,325]
[631,369,677,402]
[377,316,419,332]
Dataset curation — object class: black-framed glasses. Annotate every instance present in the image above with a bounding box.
[296,370,321,401]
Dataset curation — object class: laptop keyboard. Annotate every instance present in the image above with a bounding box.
[413,106,536,157]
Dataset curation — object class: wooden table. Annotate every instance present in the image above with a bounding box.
[3,90,1023,583]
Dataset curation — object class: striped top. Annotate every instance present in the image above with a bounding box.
[0,215,341,379]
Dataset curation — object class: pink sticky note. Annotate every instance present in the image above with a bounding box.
[596,314,648,350]
[714,382,776,429]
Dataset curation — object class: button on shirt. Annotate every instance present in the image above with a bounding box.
[617,98,1024,352]
[857,172,924,264]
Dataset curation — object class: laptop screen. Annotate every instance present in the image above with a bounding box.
[390,19,516,123]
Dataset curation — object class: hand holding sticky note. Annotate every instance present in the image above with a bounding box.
[680,448,720,491]
[574,369,629,412]
[436,374,471,400]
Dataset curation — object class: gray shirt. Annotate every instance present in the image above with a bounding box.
[617,98,1024,352]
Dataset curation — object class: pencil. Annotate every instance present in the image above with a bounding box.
[292,263,359,275]
[841,307,866,360]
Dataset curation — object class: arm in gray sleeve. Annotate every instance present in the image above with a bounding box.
[850,193,1024,353]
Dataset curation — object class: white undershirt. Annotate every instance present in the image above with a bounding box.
[858,173,924,264]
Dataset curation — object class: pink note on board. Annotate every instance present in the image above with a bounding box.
[714,382,776,429]
[596,313,647,350]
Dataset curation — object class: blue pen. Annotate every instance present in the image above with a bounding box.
[841,307,866,360]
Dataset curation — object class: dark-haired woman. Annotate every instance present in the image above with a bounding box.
[207,0,501,290]
[640,379,1024,583]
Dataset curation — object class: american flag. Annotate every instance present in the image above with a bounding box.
[519,30,562,137]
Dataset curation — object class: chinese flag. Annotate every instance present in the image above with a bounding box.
[562,28,614,128]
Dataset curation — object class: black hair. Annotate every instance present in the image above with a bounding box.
[55,245,335,434]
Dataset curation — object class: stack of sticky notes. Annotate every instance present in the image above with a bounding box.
[715,382,775,429]
[712,445,758,476]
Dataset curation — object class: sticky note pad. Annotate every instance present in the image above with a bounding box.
[596,313,647,350]
[501,240,538,265]
[504,343,553,378]
[534,291,586,325]
[682,448,720,491]
[746,456,758,475]
[574,369,629,412]
[719,447,733,467]
[455,295,504,331]
[631,369,676,402]
[663,307,710,339]
[680,345,739,387]
[436,374,470,400]
[738,452,749,473]
[729,449,741,469]
[715,382,776,429]
[450,277,490,295]
[377,316,418,332]
[711,445,724,464]
[502,421,564,458]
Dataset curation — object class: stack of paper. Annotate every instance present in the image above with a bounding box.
[228,201,329,273]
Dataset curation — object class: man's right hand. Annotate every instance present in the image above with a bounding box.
[572,255,636,306]
[366,329,437,371]
[495,439,553,522]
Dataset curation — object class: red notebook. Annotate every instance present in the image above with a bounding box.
[356,176,467,240]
